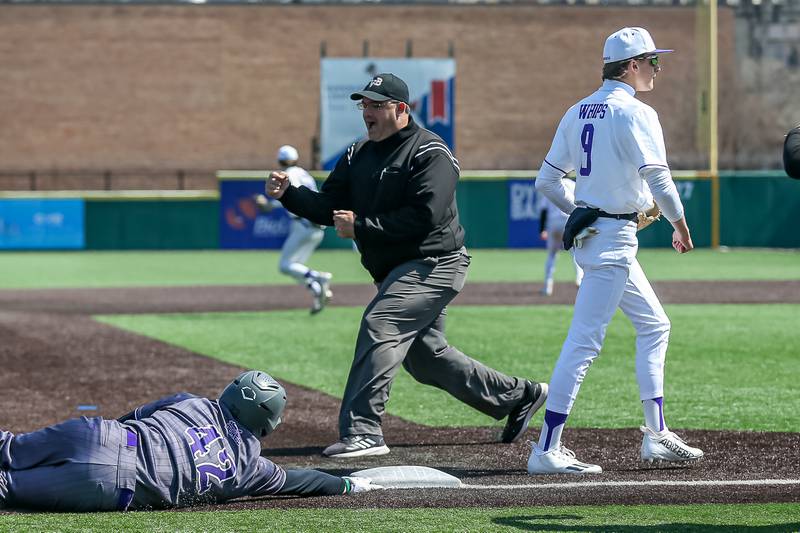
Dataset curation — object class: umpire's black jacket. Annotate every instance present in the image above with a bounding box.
[280,117,465,282]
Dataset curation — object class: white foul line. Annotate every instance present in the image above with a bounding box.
[460,479,800,490]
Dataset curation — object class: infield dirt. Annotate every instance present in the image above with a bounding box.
[0,281,798,510]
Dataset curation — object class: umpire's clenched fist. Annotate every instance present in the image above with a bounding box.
[333,210,356,239]
[266,171,290,199]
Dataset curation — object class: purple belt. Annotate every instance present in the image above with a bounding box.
[117,428,138,511]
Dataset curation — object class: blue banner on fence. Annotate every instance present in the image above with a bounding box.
[0,199,84,249]
[507,180,544,248]
[219,180,291,249]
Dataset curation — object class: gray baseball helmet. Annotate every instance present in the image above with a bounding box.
[219,370,287,437]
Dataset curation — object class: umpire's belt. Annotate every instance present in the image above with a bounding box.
[117,428,139,511]
[596,210,638,221]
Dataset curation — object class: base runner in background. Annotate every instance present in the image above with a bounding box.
[0,371,381,511]
[537,177,584,296]
[529,27,704,475]
[256,145,333,314]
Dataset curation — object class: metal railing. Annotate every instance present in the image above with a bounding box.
[0,169,216,191]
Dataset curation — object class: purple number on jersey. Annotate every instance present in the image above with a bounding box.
[579,123,594,176]
[185,425,237,494]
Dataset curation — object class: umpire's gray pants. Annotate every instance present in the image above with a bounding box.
[1,417,137,511]
[339,247,526,437]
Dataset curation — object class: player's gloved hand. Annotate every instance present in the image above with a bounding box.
[637,201,661,231]
[573,226,599,249]
[343,476,384,494]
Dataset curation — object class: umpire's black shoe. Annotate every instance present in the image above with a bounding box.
[322,434,390,458]
[501,380,548,443]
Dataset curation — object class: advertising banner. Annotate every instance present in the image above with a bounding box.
[320,58,456,170]
[507,179,544,248]
[219,179,291,249]
[0,198,84,249]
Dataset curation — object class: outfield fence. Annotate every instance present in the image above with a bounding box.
[1,170,797,250]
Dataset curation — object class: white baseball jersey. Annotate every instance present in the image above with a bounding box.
[279,166,318,220]
[541,80,663,214]
[285,166,318,191]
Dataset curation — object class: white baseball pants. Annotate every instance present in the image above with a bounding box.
[279,219,324,282]
[546,217,670,414]
[543,228,584,285]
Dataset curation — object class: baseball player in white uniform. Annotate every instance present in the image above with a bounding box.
[257,145,332,314]
[536,177,583,296]
[527,27,704,474]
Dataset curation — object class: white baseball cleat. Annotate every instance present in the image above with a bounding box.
[527,443,602,475]
[315,271,333,283]
[308,280,329,315]
[308,272,333,315]
[317,272,333,300]
[540,279,554,296]
[640,426,704,463]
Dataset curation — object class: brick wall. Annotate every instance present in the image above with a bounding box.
[0,4,737,189]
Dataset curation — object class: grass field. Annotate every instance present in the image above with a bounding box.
[98,303,800,432]
[1,249,798,530]
[1,503,799,532]
[0,248,797,288]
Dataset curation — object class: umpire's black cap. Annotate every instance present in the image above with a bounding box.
[350,73,409,104]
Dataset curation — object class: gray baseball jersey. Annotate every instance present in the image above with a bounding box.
[121,393,286,509]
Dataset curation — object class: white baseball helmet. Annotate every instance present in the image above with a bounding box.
[277,145,299,163]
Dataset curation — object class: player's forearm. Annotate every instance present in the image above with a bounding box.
[276,468,348,497]
[669,216,691,239]
[640,166,683,222]
[535,164,575,215]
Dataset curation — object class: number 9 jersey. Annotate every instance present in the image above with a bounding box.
[541,80,666,215]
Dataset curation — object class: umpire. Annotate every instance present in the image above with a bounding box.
[784,124,800,180]
[266,73,545,458]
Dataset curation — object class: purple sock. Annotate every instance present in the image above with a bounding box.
[541,409,568,451]
[642,397,665,432]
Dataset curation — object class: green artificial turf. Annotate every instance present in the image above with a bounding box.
[0,503,797,531]
[0,248,796,288]
[97,303,800,432]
